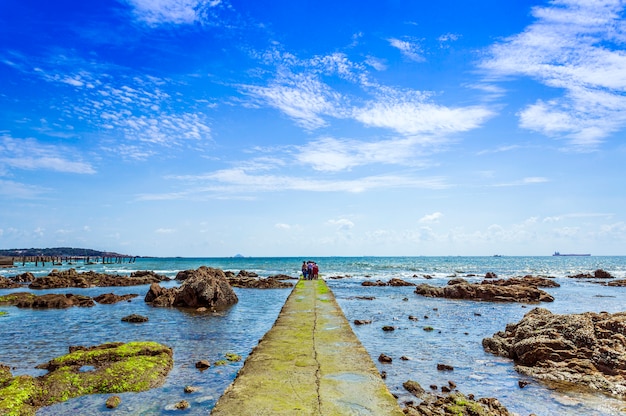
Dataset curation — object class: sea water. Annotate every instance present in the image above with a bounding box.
[1,256,625,415]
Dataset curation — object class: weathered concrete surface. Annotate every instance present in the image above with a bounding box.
[211,279,403,416]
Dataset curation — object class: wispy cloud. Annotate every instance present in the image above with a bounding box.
[0,179,49,199]
[419,212,443,223]
[481,0,626,149]
[122,0,225,26]
[327,218,355,230]
[493,176,549,187]
[388,38,425,62]
[0,136,96,174]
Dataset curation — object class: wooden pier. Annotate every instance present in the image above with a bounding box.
[0,256,136,268]
[211,279,403,416]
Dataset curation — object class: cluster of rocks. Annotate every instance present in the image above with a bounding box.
[146,266,238,308]
[0,268,169,290]
[0,292,138,308]
[414,275,555,303]
[362,278,416,287]
[175,269,294,289]
[0,341,173,416]
[569,269,613,279]
[483,307,626,399]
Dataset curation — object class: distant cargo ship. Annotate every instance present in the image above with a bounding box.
[553,251,591,256]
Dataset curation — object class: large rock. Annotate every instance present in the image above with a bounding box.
[483,308,626,398]
[0,341,173,416]
[0,292,95,308]
[403,392,512,416]
[28,268,167,289]
[146,267,238,308]
[415,279,554,303]
[0,276,21,289]
[227,276,293,289]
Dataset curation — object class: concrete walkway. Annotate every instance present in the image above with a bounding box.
[210,279,404,415]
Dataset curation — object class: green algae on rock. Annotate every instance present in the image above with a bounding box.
[0,341,173,416]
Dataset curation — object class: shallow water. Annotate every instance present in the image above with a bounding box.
[1,256,625,415]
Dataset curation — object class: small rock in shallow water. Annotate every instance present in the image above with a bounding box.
[184,385,200,393]
[437,363,454,371]
[195,360,210,370]
[174,400,189,409]
[105,395,121,409]
[378,353,392,363]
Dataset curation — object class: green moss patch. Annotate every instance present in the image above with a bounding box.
[0,341,173,416]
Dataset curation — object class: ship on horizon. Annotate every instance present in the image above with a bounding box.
[553,251,591,257]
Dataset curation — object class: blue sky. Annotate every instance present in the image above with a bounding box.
[1,0,625,257]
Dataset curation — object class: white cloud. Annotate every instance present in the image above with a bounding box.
[155,228,176,234]
[275,223,291,230]
[0,179,48,199]
[0,136,96,174]
[122,0,223,26]
[388,38,425,62]
[493,176,549,187]
[482,0,626,148]
[353,94,494,136]
[419,212,443,223]
[327,218,355,230]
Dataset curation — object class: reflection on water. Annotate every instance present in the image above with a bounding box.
[1,256,625,415]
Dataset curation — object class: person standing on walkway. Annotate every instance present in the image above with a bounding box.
[301,261,308,280]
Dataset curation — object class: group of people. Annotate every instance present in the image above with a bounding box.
[301,261,319,280]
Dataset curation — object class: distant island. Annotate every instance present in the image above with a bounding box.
[0,247,131,258]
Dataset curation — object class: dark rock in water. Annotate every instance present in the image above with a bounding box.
[518,380,530,388]
[437,363,454,371]
[388,278,415,286]
[131,270,169,281]
[267,274,296,280]
[146,267,238,309]
[483,307,626,399]
[0,276,21,289]
[403,392,513,416]
[184,385,200,393]
[174,400,190,409]
[228,275,293,289]
[485,272,498,279]
[378,353,393,363]
[195,360,211,370]
[28,268,165,289]
[608,279,626,287]
[175,269,195,281]
[11,272,36,283]
[0,292,95,308]
[569,269,613,279]
[94,293,138,304]
[105,395,121,409]
[0,341,172,416]
[382,325,396,331]
[415,279,554,303]
[237,270,258,278]
[408,315,419,321]
[121,314,149,323]
[441,385,451,393]
[485,276,560,288]
[362,280,387,286]
[354,319,372,325]
[403,380,425,397]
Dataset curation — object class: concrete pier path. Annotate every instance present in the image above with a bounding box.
[211,279,404,416]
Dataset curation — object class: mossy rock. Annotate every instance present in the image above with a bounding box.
[0,341,173,416]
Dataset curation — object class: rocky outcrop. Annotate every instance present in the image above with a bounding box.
[484,275,560,288]
[608,279,626,287]
[415,278,554,303]
[0,276,21,289]
[403,392,512,416]
[569,269,614,279]
[11,272,36,283]
[93,293,138,304]
[362,278,415,287]
[228,275,293,288]
[482,307,626,399]
[0,341,173,416]
[28,268,167,289]
[146,266,238,308]
[0,292,95,308]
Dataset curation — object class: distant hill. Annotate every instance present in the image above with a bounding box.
[0,247,130,257]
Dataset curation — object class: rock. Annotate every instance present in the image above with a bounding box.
[28,268,164,289]
[354,319,372,325]
[485,272,498,279]
[362,280,387,286]
[518,380,530,388]
[175,269,195,281]
[608,279,626,287]
[228,275,293,289]
[174,400,190,409]
[388,278,415,286]
[403,380,425,397]
[437,363,454,371]
[105,395,121,409]
[415,279,554,303]
[382,326,395,331]
[94,293,138,304]
[0,342,173,416]
[408,315,419,321]
[146,267,238,309]
[448,380,457,389]
[267,274,296,280]
[378,353,392,363]
[0,276,21,289]
[594,269,613,278]
[237,270,258,278]
[400,356,410,361]
[195,360,210,370]
[11,272,36,283]
[482,307,626,399]
[0,292,95,308]
[441,385,451,393]
[485,276,560,288]
[121,314,149,323]
[184,385,199,393]
[403,392,513,416]
[130,270,169,281]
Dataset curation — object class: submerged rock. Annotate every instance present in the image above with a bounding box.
[94,293,138,304]
[27,268,167,289]
[0,341,173,416]
[403,392,513,416]
[0,292,95,308]
[415,278,554,303]
[483,307,626,399]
